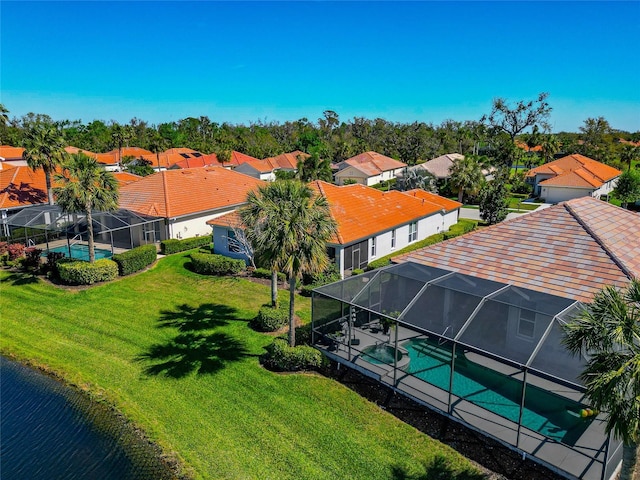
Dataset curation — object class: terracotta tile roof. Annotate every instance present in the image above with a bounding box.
[169,154,219,170]
[515,140,543,152]
[107,147,154,157]
[411,153,463,179]
[237,158,276,173]
[395,197,639,302]
[0,166,49,208]
[65,146,120,166]
[164,148,200,155]
[118,167,265,218]
[206,210,243,228]
[0,145,25,160]
[338,151,407,176]
[112,172,142,186]
[526,154,621,189]
[618,138,640,147]
[309,181,452,245]
[262,151,309,170]
[403,189,463,212]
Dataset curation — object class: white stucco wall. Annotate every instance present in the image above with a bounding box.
[540,186,595,204]
[167,207,239,239]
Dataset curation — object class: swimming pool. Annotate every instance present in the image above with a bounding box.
[45,245,113,261]
[367,338,591,444]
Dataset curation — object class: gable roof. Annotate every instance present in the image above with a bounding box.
[0,166,49,209]
[411,153,464,179]
[403,189,463,212]
[395,196,640,302]
[309,181,455,245]
[337,151,407,177]
[0,145,25,160]
[169,153,219,170]
[118,167,264,218]
[206,210,243,228]
[526,154,621,189]
[112,172,143,186]
[262,151,309,170]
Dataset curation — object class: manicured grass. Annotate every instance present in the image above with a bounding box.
[0,253,484,480]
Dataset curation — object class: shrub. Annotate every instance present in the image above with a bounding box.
[260,338,326,372]
[445,219,477,239]
[252,267,286,282]
[253,304,289,332]
[57,259,118,285]
[44,252,66,278]
[351,268,364,276]
[0,252,8,266]
[112,244,157,276]
[0,241,8,255]
[23,247,43,271]
[300,264,341,296]
[189,252,245,276]
[367,233,446,270]
[7,243,25,261]
[160,235,212,255]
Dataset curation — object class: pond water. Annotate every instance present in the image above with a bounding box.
[0,356,176,480]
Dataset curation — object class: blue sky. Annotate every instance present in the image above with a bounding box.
[2,1,639,132]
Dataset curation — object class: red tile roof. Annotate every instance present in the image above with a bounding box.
[403,189,463,212]
[0,145,25,160]
[170,154,219,170]
[206,210,243,228]
[309,181,455,245]
[112,172,143,186]
[262,151,309,170]
[395,197,639,302]
[515,140,543,152]
[118,167,265,218]
[527,154,621,189]
[0,166,49,208]
[339,151,407,176]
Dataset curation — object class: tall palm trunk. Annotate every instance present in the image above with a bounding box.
[86,206,95,264]
[620,441,638,480]
[271,270,279,308]
[457,188,464,203]
[288,276,296,347]
[45,170,54,205]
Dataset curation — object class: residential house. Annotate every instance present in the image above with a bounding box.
[65,146,122,172]
[407,153,464,180]
[525,154,621,203]
[0,145,27,169]
[119,167,264,240]
[234,151,307,181]
[311,196,639,480]
[0,165,49,234]
[209,181,461,275]
[334,151,407,186]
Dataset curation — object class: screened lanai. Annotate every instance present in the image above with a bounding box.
[4,205,165,259]
[312,262,622,480]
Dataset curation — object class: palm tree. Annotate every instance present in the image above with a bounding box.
[448,155,484,203]
[620,144,640,172]
[540,133,561,164]
[54,153,119,263]
[149,134,169,169]
[0,103,9,126]
[111,124,132,169]
[296,149,332,182]
[23,123,68,205]
[240,180,337,346]
[562,279,640,480]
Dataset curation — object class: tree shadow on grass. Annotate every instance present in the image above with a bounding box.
[157,303,239,331]
[2,272,40,286]
[391,455,488,480]
[138,332,251,378]
[138,303,254,378]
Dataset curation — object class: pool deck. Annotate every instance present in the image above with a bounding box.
[316,320,619,480]
[36,239,129,257]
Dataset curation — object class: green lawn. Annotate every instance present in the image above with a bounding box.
[0,253,484,480]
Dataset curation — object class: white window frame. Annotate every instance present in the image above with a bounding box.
[408,222,417,243]
[371,237,377,257]
[391,229,396,249]
[517,309,536,340]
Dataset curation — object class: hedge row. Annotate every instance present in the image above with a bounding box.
[161,236,211,255]
[189,252,245,276]
[253,304,289,332]
[58,259,118,285]
[252,267,286,282]
[112,245,157,276]
[260,338,326,372]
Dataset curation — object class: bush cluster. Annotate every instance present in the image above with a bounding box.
[260,338,326,372]
[189,252,245,276]
[299,264,341,296]
[7,243,25,261]
[253,304,289,332]
[444,219,477,239]
[23,247,43,271]
[57,259,118,285]
[252,268,286,282]
[112,244,157,276]
[161,236,212,255]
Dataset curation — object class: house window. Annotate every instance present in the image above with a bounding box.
[517,309,536,339]
[408,222,417,243]
[371,237,376,257]
[227,230,242,253]
[391,229,396,249]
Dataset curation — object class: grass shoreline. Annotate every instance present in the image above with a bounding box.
[1,253,485,480]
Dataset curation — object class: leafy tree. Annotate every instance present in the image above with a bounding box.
[23,122,68,205]
[478,177,509,225]
[613,169,640,208]
[396,168,437,192]
[620,144,640,172]
[579,117,612,155]
[449,155,484,203]
[122,155,154,177]
[54,153,119,263]
[0,103,9,126]
[216,149,232,165]
[540,133,561,164]
[111,124,132,167]
[483,93,552,169]
[296,149,332,182]
[240,181,336,346]
[562,279,640,480]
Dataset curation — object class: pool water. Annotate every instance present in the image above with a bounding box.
[45,245,113,261]
[361,344,402,365]
[400,338,591,444]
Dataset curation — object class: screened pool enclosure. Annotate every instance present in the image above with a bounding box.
[4,205,165,258]
[312,262,622,480]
